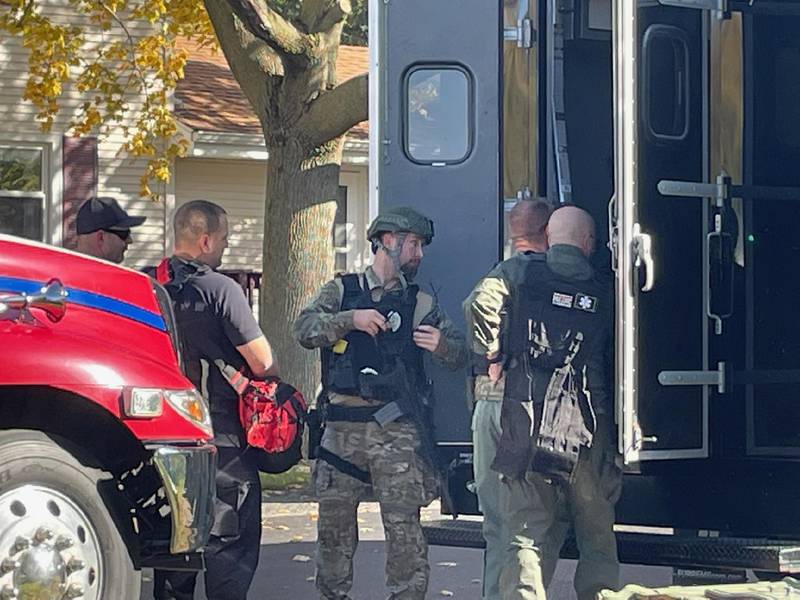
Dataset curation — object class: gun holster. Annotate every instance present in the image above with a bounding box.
[306,406,325,460]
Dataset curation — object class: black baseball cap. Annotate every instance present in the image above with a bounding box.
[76,196,147,234]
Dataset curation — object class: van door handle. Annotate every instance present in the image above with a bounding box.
[607,194,619,272]
[632,224,655,292]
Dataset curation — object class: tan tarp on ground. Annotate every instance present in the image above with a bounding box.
[600,577,800,600]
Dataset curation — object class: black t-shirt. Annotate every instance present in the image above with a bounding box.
[166,257,263,447]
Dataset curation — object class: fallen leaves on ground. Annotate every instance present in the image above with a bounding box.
[292,554,311,562]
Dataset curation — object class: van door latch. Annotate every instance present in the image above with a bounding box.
[658,173,800,205]
[658,361,727,394]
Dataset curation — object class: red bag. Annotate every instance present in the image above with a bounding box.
[232,374,308,473]
[153,257,308,473]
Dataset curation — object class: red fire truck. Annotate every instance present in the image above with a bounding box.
[0,234,216,599]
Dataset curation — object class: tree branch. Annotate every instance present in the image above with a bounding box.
[299,0,351,35]
[225,0,317,59]
[298,73,368,149]
[204,0,278,118]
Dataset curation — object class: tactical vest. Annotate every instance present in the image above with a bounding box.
[502,254,611,481]
[324,273,425,399]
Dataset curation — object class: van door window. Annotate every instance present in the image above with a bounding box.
[405,67,472,164]
[643,25,690,142]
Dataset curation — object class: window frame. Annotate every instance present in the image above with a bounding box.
[0,143,49,242]
[402,63,475,166]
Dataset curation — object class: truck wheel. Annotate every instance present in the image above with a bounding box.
[0,429,141,600]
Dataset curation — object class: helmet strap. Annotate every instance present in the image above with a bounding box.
[376,232,406,277]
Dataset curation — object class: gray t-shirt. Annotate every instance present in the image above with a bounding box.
[166,257,263,447]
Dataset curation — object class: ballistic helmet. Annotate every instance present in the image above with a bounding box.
[367,206,434,245]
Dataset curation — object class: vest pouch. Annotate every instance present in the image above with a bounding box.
[329,350,359,393]
[329,330,382,395]
[530,441,579,484]
[357,358,408,404]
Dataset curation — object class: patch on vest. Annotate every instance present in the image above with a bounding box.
[574,293,598,313]
[552,292,574,309]
[386,310,402,333]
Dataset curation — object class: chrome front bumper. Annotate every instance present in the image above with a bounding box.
[152,445,217,554]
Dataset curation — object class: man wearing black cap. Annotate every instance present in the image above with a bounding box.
[75,196,146,264]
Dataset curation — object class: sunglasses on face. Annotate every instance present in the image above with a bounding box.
[103,229,131,242]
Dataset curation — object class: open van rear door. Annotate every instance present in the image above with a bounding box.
[616,0,800,466]
[614,1,707,463]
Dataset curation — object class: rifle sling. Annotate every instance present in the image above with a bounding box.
[316,447,372,484]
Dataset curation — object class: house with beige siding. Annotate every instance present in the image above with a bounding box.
[0,12,370,288]
[171,41,371,279]
[0,7,170,266]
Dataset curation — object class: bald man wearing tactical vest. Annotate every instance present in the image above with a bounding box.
[294,206,468,600]
[492,205,622,600]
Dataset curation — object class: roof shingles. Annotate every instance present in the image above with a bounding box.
[175,40,368,140]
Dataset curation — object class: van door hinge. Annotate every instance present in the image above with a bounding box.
[504,18,536,49]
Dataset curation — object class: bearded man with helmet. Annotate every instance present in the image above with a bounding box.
[294,206,468,600]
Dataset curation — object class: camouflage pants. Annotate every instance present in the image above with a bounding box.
[313,419,438,600]
[499,416,622,600]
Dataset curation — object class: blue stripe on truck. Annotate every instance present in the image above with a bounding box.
[0,276,166,331]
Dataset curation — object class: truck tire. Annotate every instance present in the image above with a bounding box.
[0,429,141,600]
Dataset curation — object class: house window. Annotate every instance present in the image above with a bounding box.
[0,146,45,241]
[333,185,349,272]
[405,66,473,164]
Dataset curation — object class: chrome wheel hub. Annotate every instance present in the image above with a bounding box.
[0,486,103,600]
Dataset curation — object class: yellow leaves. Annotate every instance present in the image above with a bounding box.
[131,0,169,23]
[72,104,102,136]
[10,6,85,129]
[1,0,221,202]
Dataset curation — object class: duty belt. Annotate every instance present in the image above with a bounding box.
[325,404,382,422]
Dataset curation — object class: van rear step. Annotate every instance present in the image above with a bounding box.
[422,519,800,573]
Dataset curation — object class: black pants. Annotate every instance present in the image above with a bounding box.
[154,446,262,600]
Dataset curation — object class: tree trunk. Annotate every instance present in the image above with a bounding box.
[205,0,368,401]
[259,137,343,401]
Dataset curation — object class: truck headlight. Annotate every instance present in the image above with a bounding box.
[124,388,164,418]
[164,389,213,437]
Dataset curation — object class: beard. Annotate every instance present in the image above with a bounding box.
[400,260,420,280]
